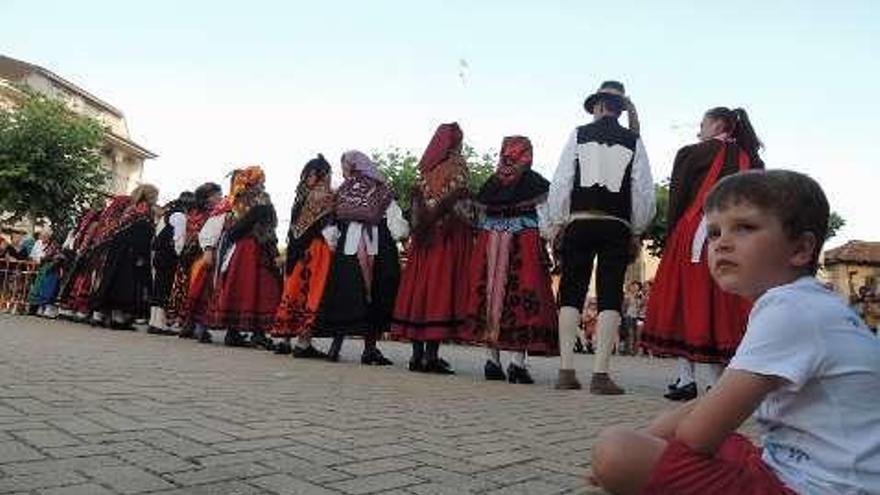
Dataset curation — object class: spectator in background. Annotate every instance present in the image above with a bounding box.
[4,233,30,260]
[622,281,644,355]
[29,228,53,263]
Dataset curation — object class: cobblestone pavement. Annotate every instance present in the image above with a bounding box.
[0,314,682,494]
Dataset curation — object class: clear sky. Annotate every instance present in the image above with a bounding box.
[1,0,877,246]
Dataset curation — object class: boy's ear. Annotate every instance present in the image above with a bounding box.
[789,232,818,269]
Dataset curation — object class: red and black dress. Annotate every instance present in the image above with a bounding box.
[272,155,335,340]
[90,198,155,324]
[391,123,473,343]
[213,169,281,336]
[462,136,558,355]
[165,207,210,327]
[641,138,758,362]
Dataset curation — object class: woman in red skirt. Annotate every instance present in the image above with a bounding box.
[391,122,473,374]
[463,136,558,384]
[213,166,282,347]
[272,154,335,358]
[641,107,763,400]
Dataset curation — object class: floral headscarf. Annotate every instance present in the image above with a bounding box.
[336,150,393,224]
[496,136,533,186]
[290,154,335,239]
[230,166,266,203]
[416,123,468,207]
[341,150,386,184]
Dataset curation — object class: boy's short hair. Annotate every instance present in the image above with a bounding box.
[705,169,829,275]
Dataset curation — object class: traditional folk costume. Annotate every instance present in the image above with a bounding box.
[213,166,281,347]
[56,209,101,320]
[90,186,157,329]
[271,155,335,358]
[28,236,61,317]
[641,136,758,399]
[463,136,558,384]
[391,123,473,374]
[184,196,233,342]
[168,184,218,337]
[148,199,188,334]
[546,81,655,394]
[63,196,131,323]
[315,151,409,364]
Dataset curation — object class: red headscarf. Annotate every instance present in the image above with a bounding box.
[496,136,533,186]
[418,122,463,173]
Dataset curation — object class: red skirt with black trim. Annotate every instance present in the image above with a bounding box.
[391,221,472,342]
[213,238,281,333]
[641,216,751,363]
[460,228,558,355]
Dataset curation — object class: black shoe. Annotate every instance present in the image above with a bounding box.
[292,345,328,359]
[425,358,454,375]
[178,328,195,339]
[224,330,246,347]
[147,326,164,335]
[484,360,506,381]
[361,349,393,366]
[667,379,681,391]
[408,357,426,372]
[198,331,212,344]
[507,364,534,384]
[274,341,292,355]
[250,333,272,350]
[664,381,697,401]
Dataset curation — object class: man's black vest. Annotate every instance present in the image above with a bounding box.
[571,116,638,222]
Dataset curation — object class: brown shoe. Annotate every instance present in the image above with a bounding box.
[555,369,582,390]
[590,372,625,395]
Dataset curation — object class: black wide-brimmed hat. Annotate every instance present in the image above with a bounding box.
[583,80,627,114]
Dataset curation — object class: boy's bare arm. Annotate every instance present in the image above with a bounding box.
[647,400,700,439]
[674,370,784,454]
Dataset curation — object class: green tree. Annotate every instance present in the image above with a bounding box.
[372,144,498,212]
[643,181,669,257]
[827,211,845,241]
[0,89,108,234]
[642,181,847,257]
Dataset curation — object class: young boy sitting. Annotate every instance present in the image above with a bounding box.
[590,170,880,494]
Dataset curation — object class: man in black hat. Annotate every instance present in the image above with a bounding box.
[544,80,655,394]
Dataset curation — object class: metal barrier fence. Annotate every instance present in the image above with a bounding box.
[0,259,38,314]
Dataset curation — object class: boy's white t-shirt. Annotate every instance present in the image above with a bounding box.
[729,277,880,495]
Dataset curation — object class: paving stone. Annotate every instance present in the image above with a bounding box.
[45,440,149,458]
[118,448,198,473]
[0,440,44,463]
[1,455,126,475]
[83,465,175,493]
[484,479,569,495]
[38,483,117,495]
[249,473,341,494]
[12,429,80,449]
[164,463,275,486]
[0,470,86,492]
[151,480,270,494]
[329,472,424,494]
[337,457,419,476]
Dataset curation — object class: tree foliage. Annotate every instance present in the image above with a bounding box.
[372,143,497,212]
[643,181,670,257]
[0,90,108,234]
[827,211,845,241]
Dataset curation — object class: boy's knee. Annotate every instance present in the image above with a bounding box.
[592,426,634,486]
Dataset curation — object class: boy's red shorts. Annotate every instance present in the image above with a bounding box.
[644,433,797,494]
